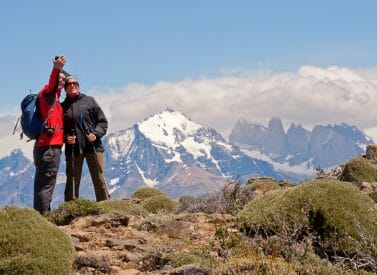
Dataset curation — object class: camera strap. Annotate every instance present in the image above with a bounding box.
[43,97,57,127]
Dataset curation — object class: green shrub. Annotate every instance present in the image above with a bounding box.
[141,195,177,214]
[248,178,280,194]
[0,206,73,274]
[339,156,377,186]
[98,199,148,217]
[48,198,101,226]
[131,187,166,201]
[163,251,204,268]
[237,179,377,263]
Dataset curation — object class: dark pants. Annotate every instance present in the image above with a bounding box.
[65,151,109,202]
[33,145,61,214]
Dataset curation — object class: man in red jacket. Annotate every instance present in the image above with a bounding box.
[34,56,68,213]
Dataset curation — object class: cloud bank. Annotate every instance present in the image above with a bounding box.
[2,65,377,160]
[91,65,377,141]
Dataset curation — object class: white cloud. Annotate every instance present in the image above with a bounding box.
[2,65,377,160]
[91,65,377,142]
[0,116,34,160]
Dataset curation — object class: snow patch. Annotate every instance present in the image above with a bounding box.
[107,129,134,160]
[109,177,120,186]
[109,186,120,194]
[242,148,315,176]
[135,163,158,187]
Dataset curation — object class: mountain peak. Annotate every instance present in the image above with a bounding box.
[164,107,176,113]
[268,117,285,133]
[236,118,249,125]
[137,109,202,147]
[0,148,31,172]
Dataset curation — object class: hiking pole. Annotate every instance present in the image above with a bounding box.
[70,129,77,199]
[77,116,102,173]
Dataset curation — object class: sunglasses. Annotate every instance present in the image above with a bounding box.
[65,81,79,87]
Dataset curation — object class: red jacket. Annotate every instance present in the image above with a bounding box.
[35,67,64,147]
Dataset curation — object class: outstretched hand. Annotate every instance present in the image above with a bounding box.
[53,55,66,69]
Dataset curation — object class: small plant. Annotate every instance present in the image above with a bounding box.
[141,195,176,214]
[221,181,255,215]
[214,226,243,259]
[247,178,281,194]
[131,187,166,201]
[339,156,377,186]
[163,251,204,268]
[48,198,101,225]
[176,194,222,214]
[135,212,173,232]
[176,181,254,216]
[98,199,148,217]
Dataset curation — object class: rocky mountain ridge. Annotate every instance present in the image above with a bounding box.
[0,110,373,208]
[230,117,373,169]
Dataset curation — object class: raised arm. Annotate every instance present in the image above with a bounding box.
[43,56,66,94]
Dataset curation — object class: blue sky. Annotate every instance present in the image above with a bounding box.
[1,1,376,111]
[1,0,377,159]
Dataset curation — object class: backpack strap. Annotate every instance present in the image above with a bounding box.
[12,116,20,135]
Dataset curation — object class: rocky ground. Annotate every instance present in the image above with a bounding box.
[61,212,246,274]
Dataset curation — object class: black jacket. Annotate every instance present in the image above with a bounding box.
[62,93,108,156]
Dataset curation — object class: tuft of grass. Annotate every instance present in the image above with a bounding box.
[0,206,73,274]
[98,199,148,217]
[48,198,101,226]
[131,187,166,201]
[339,156,377,186]
[163,251,204,268]
[141,195,177,214]
[247,178,281,194]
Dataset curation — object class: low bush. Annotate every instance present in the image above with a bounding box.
[247,178,280,194]
[141,195,176,214]
[98,199,148,217]
[163,251,204,268]
[48,198,101,226]
[237,179,377,271]
[131,187,166,201]
[339,156,377,186]
[0,206,73,274]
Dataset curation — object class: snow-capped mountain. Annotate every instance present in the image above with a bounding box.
[103,109,283,199]
[229,117,374,174]
[1,110,373,208]
[0,149,34,207]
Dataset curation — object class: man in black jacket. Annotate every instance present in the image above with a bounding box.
[62,76,109,201]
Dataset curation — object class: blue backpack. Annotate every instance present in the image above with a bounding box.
[20,94,44,140]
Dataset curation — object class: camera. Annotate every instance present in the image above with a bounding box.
[44,125,55,136]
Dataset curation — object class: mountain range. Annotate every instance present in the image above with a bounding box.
[230,117,372,170]
[0,109,373,208]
